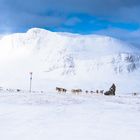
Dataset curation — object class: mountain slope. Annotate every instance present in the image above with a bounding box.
[0,28,140,92]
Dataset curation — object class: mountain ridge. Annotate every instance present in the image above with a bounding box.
[0,28,140,92]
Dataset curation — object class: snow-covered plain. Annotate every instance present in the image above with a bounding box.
[0,90,140,140]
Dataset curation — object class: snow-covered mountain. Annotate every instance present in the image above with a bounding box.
[0,28,140,92]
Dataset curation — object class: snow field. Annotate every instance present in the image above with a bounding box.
[0,91,139,140]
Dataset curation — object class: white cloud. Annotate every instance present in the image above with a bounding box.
[94,28,140,46]
[64,17,81,26]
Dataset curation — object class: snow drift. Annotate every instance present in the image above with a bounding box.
[0,28,140,93]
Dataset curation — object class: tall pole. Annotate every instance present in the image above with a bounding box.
[29,72,33,92]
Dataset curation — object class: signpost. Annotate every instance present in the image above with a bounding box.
[29,72,33,92]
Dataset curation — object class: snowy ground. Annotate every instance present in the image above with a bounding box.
[0,90,140,140]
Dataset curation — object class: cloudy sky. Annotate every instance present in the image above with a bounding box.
[0,0,140,45]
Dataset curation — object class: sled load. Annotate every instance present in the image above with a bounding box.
[104,83,116,96]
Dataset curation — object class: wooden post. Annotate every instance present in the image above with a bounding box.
[29,72,33,92]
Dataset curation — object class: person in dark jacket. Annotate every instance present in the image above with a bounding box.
[109,83,116,95]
